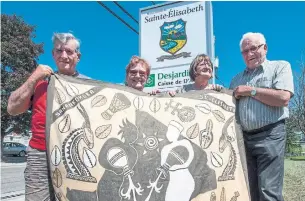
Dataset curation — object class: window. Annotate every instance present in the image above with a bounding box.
[4,143,12,147]
[15,143,23,147]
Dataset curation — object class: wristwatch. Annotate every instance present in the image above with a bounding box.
[250,87,257,97]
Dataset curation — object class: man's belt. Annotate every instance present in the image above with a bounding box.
[244,119,286,135]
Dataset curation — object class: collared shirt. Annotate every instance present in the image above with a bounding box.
[230,59,294,131]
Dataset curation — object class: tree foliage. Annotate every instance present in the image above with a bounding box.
[286,51,305,154]
[1,14,44,138]
[289,51,305,134]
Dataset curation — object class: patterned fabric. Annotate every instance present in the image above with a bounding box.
[45,75,250,201]
[177,83,224,93]
[229,60,294,131]
[29,72,88,150]
[26,72,89,201]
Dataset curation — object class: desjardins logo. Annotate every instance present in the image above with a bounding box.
[145,74,155,87]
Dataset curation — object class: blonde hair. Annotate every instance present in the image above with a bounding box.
[125,56,151,78]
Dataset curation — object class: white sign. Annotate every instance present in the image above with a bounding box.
[140,1,213,70]
[143,65,193,92]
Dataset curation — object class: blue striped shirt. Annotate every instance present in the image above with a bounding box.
[230,59,294,131]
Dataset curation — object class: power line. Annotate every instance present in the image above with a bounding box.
[113,2,138,24]
[215,75,226,86]
[97,1,138,35]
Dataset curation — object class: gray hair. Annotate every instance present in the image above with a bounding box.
[52,32,81,53]
[189,53,213,81]
[239,32,266,50]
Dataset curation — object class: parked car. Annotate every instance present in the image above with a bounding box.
[2,142,27,157]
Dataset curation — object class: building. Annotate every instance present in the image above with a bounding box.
[3,131,30,146]
[293,131,305,154]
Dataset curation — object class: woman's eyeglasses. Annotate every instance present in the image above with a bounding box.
[129,70,147,78]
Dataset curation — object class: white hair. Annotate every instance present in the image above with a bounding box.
[239,32,266,50]
[52,32,81,53]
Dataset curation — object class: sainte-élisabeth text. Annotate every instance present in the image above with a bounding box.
[145,4,204,23]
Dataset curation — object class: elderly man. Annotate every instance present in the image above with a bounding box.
[230,32,294,201]
[7,33,88,201]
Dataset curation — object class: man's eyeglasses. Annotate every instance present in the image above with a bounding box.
[55,48,77,56]
[241,44,265,55]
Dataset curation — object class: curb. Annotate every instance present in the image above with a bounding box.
[1,190,25,200]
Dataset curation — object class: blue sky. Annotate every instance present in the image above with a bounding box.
[2,1,305,87]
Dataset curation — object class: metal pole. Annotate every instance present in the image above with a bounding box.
[213,65,215,85]
[213,57,219,85]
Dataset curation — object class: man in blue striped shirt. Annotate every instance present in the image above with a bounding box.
[230,32,294,201]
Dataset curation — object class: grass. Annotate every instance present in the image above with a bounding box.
[290,156,305,160]
[283,159,305,201]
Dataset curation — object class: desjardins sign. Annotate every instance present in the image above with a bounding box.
[157,70,191,87]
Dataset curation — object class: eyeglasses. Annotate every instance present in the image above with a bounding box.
[241,44,265,55]
[54,48,77,56]
[129,70,147,78]
[198,59,212,67]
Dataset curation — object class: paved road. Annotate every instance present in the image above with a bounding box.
[2,196,25,201]
[1,156,26,201]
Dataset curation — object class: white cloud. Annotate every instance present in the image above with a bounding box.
[175,24,182,29]
[164,24,175,29]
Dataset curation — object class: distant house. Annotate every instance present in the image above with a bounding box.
[3,131,30,146]
[293,131,305,154]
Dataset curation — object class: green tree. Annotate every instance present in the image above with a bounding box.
[285,117,301,154]
[290,52,305,134]
[286,51,305,154]
[1,14,44,159]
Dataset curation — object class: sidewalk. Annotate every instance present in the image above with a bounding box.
[1,159,26,200]
[0,162,26,168]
